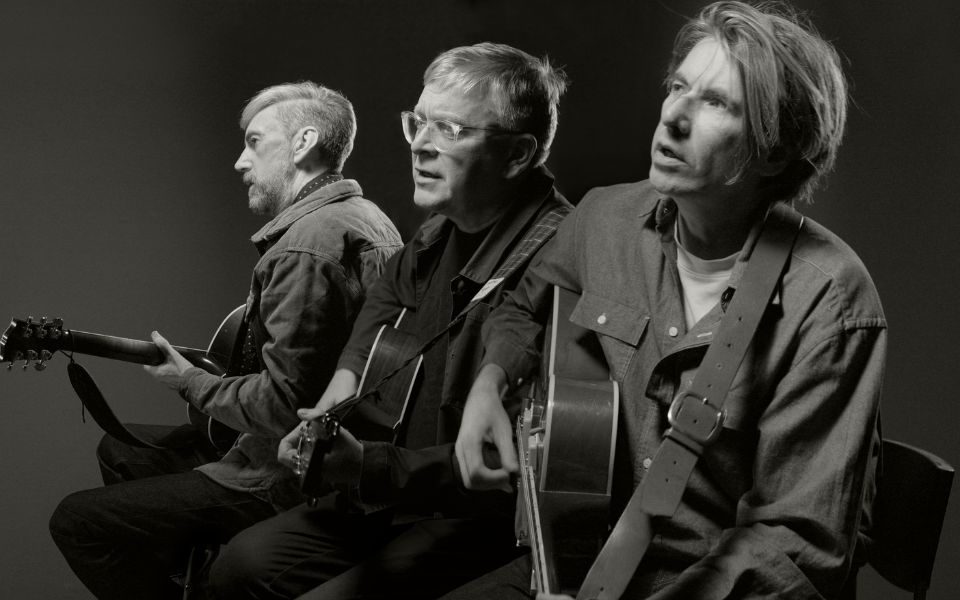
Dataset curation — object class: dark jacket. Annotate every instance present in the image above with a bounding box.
[184,177,402,509]
[336,167,571,518]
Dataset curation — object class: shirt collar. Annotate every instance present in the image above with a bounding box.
[651,194,783,303]
[250,173,356,249]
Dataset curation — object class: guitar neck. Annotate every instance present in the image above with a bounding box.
[64,330,209,368]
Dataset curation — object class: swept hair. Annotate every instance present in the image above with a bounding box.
[670,1,848,203]
[424,42,569,167]
[239,81,356,171]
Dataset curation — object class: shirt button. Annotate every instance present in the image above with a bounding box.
[516,377,524,386]
[668,326,679,337]
[597,314,607,325]
[642,457,653,470]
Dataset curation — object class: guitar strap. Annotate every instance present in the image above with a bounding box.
[575,202,804,600]
[66,359,168,449]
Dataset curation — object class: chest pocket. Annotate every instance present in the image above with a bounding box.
[569,290,649,381]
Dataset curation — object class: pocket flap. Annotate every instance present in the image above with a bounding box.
[570,290,649,346]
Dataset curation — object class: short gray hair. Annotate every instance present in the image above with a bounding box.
[670,1,848,203]
[240,81,356,171]
[424,42,569,167]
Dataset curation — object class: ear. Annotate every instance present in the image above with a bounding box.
[502,134,539,179]
[755,145,789,177]
[291,126,320,166]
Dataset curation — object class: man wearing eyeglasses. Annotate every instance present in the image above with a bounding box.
[207,42,572,599]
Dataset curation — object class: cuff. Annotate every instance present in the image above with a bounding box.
[481,337,539,392]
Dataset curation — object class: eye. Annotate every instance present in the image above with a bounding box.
[667,80,685,95]
[433,119,461,140]
[704,95,727,109]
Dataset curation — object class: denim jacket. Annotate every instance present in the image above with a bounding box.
[482,180,886,599]
[182,178,402,509]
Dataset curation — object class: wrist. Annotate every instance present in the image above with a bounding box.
[476,363,509,400]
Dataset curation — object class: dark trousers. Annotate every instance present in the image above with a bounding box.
[209,493,525,600]
[49,424,277,600]
[436,546,681,600]
[437,553,534,600]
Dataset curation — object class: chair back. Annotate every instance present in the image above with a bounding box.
[866,439,954,598]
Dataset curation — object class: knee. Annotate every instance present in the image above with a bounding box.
[49,491,99,554]
[208,528,274,599]
[96,434,128,484]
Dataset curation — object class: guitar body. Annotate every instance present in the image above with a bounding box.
[298,310,423,497]
[189,305,246,452]
[517,286,619,595]
[1,306,246,453]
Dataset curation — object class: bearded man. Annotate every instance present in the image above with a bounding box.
[49,81,402,600]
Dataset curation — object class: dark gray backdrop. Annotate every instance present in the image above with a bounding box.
[1,1,957,598]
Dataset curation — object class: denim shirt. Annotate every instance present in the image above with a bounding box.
[482,180,886,599]
[336,166,572,517]
[181,178,402,509]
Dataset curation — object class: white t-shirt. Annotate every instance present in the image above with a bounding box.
[675,222,737,328]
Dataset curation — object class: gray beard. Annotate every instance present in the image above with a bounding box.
[249,162,297,216]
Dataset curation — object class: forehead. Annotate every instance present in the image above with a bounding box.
[245,104,285,135]
[677,38,743,100]
[414,84,499,125]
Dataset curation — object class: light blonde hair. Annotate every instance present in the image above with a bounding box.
[424,42,569,167]
[669,1,848,203]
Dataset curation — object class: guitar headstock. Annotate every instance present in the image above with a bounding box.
[1,316,66,371]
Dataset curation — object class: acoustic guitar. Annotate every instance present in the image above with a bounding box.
[295,309,423,498]
[516,286,620,595]
[1,307,245,452]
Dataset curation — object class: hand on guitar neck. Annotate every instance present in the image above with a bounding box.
[277,369,363,485]
[142,331,195,389]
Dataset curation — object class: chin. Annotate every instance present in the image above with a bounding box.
[412,188,448,213]
[650,169,694,198]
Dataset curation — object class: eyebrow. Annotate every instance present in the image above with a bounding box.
[671,70,741,111]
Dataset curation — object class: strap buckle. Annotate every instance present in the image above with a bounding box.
[667,392,725,450]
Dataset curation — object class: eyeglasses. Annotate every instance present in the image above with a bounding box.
[400,111,519,152]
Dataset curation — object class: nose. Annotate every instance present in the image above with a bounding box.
[661,94,691,138]
[409,124,441,156]
[234,149,250,173]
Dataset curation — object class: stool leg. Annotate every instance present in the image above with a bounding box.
[182,543,219,600]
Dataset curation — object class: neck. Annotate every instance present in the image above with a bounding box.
[673,192,766,260]
[449,179,521,234]
[293,166,332,197]
[275,167,332,215]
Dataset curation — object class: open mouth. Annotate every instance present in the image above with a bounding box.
[659,145,681,161]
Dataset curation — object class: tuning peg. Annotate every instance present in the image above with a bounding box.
[41,350,52,361]
[36,318,47,339]
[49,318,63,339]
[22,317,33,338]
[34,362,46,371]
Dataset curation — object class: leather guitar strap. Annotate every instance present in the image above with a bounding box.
[576,202,804,600]
[67,359,166,449]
